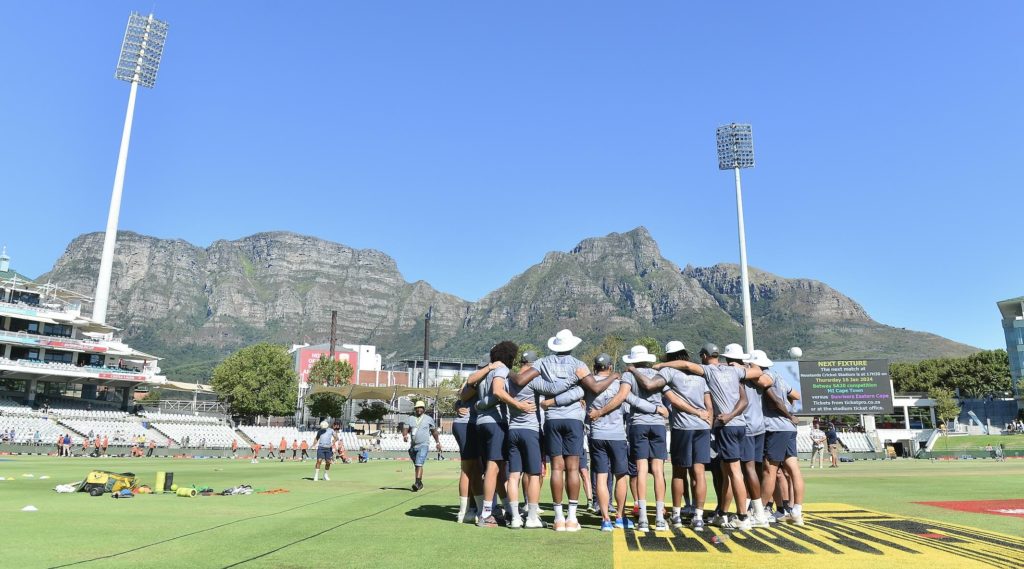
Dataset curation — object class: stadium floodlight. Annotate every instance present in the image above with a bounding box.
[93,13,169,324]
[716,123,756,354]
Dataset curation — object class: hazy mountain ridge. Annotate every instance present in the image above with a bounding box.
[39,227,977,380]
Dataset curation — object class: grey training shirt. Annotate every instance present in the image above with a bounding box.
[659,367,711,431]
[532,354,587,422]
[554,378,657,440]
[475,365,510,426]
[762,370,796,433]
[453,397,477,425]
[743,380,766,436]
[408,415,436,447]
[316,428,335,449]
[620,367,664,427]
[701,363,747,428]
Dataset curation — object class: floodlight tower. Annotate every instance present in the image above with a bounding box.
[716,123,756,354]
[93,13,169,324]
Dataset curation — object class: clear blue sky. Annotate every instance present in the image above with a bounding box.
[1,2,1021,350]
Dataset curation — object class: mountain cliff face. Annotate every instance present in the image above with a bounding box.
[40,228,977,380]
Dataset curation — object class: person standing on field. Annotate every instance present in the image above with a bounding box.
[312,420,338,481]
[809,425,826,468]
[404,401,441,492]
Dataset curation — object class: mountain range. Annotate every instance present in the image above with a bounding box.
[38,227,977,380]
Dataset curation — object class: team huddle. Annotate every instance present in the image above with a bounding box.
[450,329,805,532]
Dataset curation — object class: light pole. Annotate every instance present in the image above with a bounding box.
[717,123,756,354]
[93,13,169,324]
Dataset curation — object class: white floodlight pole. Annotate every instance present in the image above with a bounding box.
[717,123,756,354]
[93,13,168,324]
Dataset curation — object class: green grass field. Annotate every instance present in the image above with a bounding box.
[0,456,1021,569]
[931,434,1024,450]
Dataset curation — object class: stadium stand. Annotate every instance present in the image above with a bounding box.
[150,422,241,448]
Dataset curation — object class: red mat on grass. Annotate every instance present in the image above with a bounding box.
[915,499,1024,518]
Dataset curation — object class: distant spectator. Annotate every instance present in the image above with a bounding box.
[33,430,41,446]
[809,426,826,469]
[147,440,156,457]
[826,423,847,468]
[291,439,298,461]
[359,448,369,463]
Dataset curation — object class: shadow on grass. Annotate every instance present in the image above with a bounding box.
[380,486,415,491]
[405,503,458,521]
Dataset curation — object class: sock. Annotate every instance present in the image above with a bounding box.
[782,500,791,512]
[568,500,579,520]
[744,498,751,511]
[474,495,484,514]
[792,504,803,516]
[753,500,765,518]
[510,501,521,520]
[695,509,704,520]
[672,507,681,517]
[481,499,493,519]
[313,468,319,479]
[527,503,539,519]
[554,503,565,521]
[458,496,469,516]
[637,500,647,518]
[656,501,665,521]
[738,513,748,520]
[766,501,774,510]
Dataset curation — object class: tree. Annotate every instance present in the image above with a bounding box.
[435,375,464,417]
[579,334,627,372]
[356,401,391,429]
[929,387,960,428]
[308,356,354,387]
[303,355,353,420]
[890,350,1011,397]
[211,343,298,418]
[308,392,346,420]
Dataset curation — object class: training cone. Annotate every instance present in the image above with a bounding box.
[22,505,38,512]
[22,474,34,478]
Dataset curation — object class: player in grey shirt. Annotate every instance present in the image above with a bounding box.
[655,342,762,531]
[548,361,665,530]
[749,350,806,527]
[506,329,617,532]
[620,345,669,532]
[634,341,713,530]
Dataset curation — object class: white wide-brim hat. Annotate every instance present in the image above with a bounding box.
[721,343,750,361]
[745,349,773,368]
[622,345,657,364]
[664,340,686,354]
[547,329,583,352]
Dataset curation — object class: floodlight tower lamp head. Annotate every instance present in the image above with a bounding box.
[114,12,168,88]
[716,123,755,170]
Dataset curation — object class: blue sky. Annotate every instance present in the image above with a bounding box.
[1,2,1021,350]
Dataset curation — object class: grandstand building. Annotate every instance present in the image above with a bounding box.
[997,296,1024,397]
[0,250,166,411]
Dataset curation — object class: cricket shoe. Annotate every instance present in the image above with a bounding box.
[477,516,499,528]
[690,517,705,531]
[682,505,695,518]
[724,516,752,531]
[787,513,805,527]
[671,514,684,528]
[509,517,524,529]
[323,473,330,481]
[709,513,728,528]
[564,519,582,532]
[654,519,669,532]
[524,517,546,529]
[750,513,771,528]
[553,520,566,532]
[601,520,615,532]
[636,520,650,533]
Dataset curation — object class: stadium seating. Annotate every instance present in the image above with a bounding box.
[150,422,242,449]
[57,419,168,446]
[142,410,223,424]
[0,416,66,445]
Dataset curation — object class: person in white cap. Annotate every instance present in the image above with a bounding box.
[403,400,441,492]
[312,420,338,481]
[634,341,713,530]
[739,350,770,528]
[750,349,806,526]
[621,345,670,533]
[506,329,616,532]
[655,342,762,531]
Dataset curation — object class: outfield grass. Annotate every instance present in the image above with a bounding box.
[931,434,1024,450]
[0,456,1021,568]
